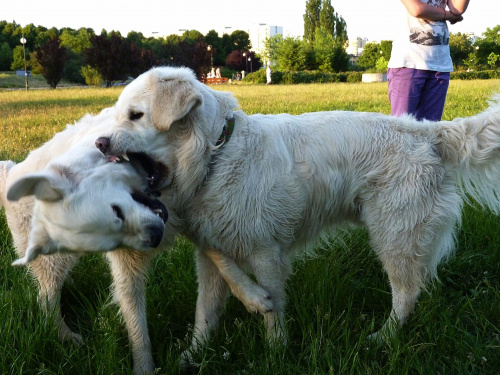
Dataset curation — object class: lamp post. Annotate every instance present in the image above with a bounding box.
[20,34,29,90]
[243,52,247,73]
[207,45,213,70]
[248,56,252,73]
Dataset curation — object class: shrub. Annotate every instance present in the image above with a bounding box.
[450,69,500,80]
[244,69,362,84]
[81,65,103,86]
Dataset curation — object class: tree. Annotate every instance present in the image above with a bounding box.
[474,26,500,66]
[0,42,13,71]
[85,33,141,87]
[35,35,69,88]
[225,50,246,71]
[356,42,382,70]
[487,52,499,69]
[60,28,92,54]
[304,0,321,43]
[275,36,306,71]
[319,0,347,43]
[230,30,251,52]
[449,33,472,69]
[10,45,27,70]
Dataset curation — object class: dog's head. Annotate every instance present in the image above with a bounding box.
[8,159,168,266]
[95,67,238,199]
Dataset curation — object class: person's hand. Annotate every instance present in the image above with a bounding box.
[447,11,463,24]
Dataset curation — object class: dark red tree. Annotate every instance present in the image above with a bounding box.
[226,50,262,72]
[85,34,142,87]
[35,35,68,89]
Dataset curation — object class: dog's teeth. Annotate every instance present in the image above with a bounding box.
[122,154,130,161]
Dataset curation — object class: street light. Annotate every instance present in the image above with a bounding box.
[207,45,213,70]
[248,56,252,73]
[20,34,28,90]
[243,52,248,72]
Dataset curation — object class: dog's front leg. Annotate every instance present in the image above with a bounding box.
[204,248,274,315]
[30,253,82,344]
[181,249,231,368]
[106,249,155,375]
[247,247,292,345]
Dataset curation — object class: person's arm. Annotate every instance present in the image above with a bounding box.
[447,0,470,15]
[400,0,463,23]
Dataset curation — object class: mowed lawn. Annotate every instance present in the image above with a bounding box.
[1,79,499,374]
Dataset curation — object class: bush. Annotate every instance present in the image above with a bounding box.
[81,65,103,86]
[244,69,363,84]
[450,69,500,80]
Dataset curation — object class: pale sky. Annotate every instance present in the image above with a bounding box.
[2,0,497,43]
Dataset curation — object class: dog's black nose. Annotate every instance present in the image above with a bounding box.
[95,137,110,154]
[147,225,164,248]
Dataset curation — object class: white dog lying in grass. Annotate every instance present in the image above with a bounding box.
[94,67,500,373]
[0,108,168,345]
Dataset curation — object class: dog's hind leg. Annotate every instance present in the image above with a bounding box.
[106,249,155,375]
[29,254,82,344]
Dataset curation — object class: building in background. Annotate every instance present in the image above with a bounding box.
[250,24,283,65]
[347,37,369,65]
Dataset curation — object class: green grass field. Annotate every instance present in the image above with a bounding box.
[1,80,500,374]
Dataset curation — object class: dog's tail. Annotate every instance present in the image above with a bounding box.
[0,161,16,209]
[437,94,500,212]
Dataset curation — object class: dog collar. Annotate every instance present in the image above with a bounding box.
[216,117,235,147]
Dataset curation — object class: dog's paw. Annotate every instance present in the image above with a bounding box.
[367,330,386,345]
[60,330,84,346]
[243,285,274,315]
[12,257,29,266]
[180,349,201,371]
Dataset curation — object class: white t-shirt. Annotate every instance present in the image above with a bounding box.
[388,0,453,72]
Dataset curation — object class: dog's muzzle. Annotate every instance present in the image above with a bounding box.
[96,137,168,190]
[132,192,168,224]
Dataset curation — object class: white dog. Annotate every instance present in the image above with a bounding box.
[92,66,500,373]
[0,108,168,358]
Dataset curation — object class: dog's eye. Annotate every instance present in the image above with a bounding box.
[129,111,144,121]
[112,205,125,221]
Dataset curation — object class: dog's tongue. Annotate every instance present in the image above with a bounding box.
[131,192,168,223]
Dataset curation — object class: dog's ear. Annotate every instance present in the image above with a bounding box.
[150,78,203,131]
[12,224,52,266]
[7,171,70,202]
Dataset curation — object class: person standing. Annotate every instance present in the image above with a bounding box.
[266,64,272,85]
[387,0,470,121]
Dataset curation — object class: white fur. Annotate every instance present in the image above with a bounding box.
[0,108,169,373]
[98,67,500,372]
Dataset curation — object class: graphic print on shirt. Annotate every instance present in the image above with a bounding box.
[408,0,449,46]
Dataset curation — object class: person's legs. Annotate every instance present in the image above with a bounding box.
[388,67,424,117]
[414,71,450,121]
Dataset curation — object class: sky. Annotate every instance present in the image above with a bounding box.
[2,0,497,42]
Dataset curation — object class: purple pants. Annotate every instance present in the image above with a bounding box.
[388,68,450,121]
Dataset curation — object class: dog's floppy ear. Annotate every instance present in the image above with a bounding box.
[7,171,70,202]
[12,224,52,266]
[150,78,203,131]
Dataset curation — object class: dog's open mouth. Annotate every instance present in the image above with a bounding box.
[110,152,168,191]
[132,191,168,223]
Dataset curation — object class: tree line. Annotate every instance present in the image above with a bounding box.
[0,20,259,87]
[1,0,498,88]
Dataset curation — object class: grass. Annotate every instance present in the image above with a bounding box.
[0,71,83,89]
[1,79,500,374]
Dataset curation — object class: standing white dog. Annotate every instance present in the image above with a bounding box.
[1,108,168,365]
[93,66,500,373]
